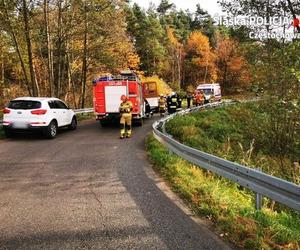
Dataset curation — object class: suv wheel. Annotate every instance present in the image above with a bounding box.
[68,116,77,130]
[4,128,13,138]
[45,121,57,139]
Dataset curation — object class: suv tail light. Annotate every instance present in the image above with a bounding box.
[31,109,47,115]
[3,108,11,114]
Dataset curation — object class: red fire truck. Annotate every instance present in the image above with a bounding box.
[93,71,144,126]
[143,81,159,112]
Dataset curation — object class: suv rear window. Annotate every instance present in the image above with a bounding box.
[8,100,42,110]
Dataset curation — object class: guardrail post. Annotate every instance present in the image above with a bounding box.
[162,123,166,134]
[255,192,263,210]
[255,168,263,210]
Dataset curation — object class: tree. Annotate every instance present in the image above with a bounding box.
[126,3,166,76]
[22,0,39,96]
[166,27,184,89]
[191,4,216,45]
[185,31,217,86]
[43,0,54,97]
[0,0,138,107]
[0,0,32,95]
[157,0,174,17]
[215,33,250,93]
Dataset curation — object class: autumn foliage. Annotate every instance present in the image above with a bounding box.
[185,31,217,86]
[215,34,250,93]
[0,0,258,107]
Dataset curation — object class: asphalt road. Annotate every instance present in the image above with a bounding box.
[0,117,231,250]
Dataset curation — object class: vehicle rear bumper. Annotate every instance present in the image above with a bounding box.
[3,122,48,130]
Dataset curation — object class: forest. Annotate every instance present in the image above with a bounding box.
[0,0,299,109]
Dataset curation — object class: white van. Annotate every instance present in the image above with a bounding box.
[196,83,221,103]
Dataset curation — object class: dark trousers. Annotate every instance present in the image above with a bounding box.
[187,98,191,109]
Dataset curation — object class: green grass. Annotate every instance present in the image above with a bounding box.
[146,135,300,249]
[165,103,300,185]
[76,112,95,122]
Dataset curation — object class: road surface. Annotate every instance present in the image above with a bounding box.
[0,118,231,250]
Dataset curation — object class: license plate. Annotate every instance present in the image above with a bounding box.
[12,122,28,129]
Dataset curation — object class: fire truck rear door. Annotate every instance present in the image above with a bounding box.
[105,86,127,113]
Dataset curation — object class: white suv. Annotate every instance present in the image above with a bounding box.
[3,97,77,139]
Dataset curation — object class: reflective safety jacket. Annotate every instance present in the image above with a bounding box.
[195,93,204,103]
[158,97,166,108]
[119,101,133,114]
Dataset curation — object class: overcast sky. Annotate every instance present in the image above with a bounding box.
[131,0,224,15]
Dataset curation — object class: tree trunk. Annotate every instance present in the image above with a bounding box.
[22,0,39,96]
[44,0,54,97]
[2,0,32,95]
[222,63,228,93]
[0,52,4,104]
[56,0,63,98]
[80,0,88,109]
[177,48,182,89]
[60,53,66,96]
[66,4,77,108]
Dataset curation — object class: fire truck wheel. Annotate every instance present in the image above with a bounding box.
[100,120,108,127]
[135,118,143,126]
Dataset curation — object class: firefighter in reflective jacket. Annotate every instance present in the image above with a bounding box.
[119,95,133,139]
[158,94,166,116]
[195,91,204,106]
[167,92,178,114]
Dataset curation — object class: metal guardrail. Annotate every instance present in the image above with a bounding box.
[74,108,94,114]
[153,102,300,212]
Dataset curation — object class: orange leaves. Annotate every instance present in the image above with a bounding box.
[166,27,184,89]
[228,57,245,72]
[215,34,250,92]
[167,28,183,49]
[185,31,217,83]
[127,52,140,70]
[186,31,211,56]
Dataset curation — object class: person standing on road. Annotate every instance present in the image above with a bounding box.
[119,95,133,139]
[158,94,167,116]
[144,98,151,118]
[195,91,204,106]
[167,92,178,114]
[177,94,182,110]
[186,91,193,109]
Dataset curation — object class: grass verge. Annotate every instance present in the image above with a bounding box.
[76,112,95,122]
[146,135,300,249]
